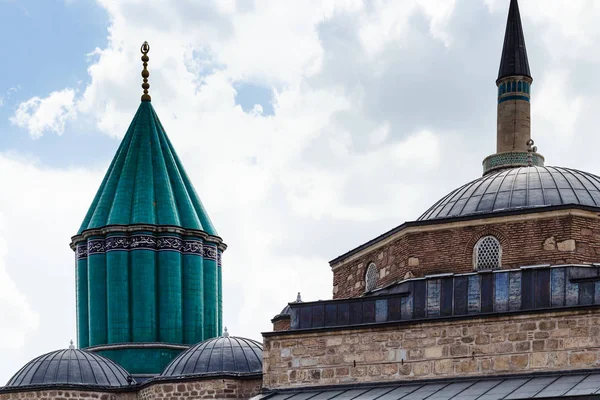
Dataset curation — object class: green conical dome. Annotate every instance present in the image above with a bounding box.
[78,101,217,236]
[72,100,224,376]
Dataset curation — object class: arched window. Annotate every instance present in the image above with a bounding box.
[473,236,502,270]
[512,81,517,92]
[517,81,522,92]
[365,263,378,292]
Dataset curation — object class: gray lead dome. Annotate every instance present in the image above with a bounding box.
[161,336,262,378]
[419,166,600,221]
[5,348,134,388]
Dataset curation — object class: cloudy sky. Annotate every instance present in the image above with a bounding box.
[0,0,599,383]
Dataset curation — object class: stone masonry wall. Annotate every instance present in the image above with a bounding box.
[138,379,262,400]
[263,308,600,389]
[0,390,136,400]
[332,211,600,299]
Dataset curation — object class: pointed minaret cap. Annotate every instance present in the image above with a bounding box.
[497,0,531,82]
[295,292,302,302]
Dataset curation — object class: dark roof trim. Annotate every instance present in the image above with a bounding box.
[328,204,600,266]
[262,304,600,338]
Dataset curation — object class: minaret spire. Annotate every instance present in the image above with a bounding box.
[498,0,531,82]
[482,0,544,175]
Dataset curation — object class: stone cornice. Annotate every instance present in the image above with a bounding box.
[70,224,227,252]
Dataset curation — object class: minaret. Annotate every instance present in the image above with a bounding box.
[71,42,225,375]
[483,0,544,175]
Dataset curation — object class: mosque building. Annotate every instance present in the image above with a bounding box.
[3,1,600,399]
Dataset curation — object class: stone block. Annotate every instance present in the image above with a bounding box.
[493,356,510,371]
[543,237,556,251]
[455,360,478,374]
[382,364,399,376]
[508,332,527,342]
[557,239,576,252]
[570,352,597,365]
[413,362,431,376]
[434,359,453,375]
[425,347,444,359]
[539,321,557,331]
[530,352,549,367]
[450,345,469,357]
[511,355,529,369]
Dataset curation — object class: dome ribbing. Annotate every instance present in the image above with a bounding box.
[5,348,134,388]
[419,166,600,221]
[160,336,263,378]
[77,101,217,236]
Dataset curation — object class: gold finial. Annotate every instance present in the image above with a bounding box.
[141,41,151,102]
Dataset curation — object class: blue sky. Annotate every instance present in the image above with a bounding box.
[2,0,600,387]
[0,0,117,167]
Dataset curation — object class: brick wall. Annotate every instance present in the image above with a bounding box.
[138,378,262,400]
[263,308,600,389]
[332,211,600,299]
[273,317,291,331]
[0,390,136,400]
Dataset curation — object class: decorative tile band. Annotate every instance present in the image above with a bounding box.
[482,151,544,174]
[77,234,215,260]
[498,95,530,104]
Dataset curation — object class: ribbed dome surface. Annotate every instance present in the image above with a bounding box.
[78,101,217,235]
[5,348,134,388]
[419,166,600,221]
[161,336,262,378]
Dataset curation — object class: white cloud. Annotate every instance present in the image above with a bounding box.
[0,216,38,350]
[0,153,103,383]
[10,89,76,139]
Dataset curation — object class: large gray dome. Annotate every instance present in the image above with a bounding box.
[419,166,600,221]
[160,335,262,378]
[5,348,134,388]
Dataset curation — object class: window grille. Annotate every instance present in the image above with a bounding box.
[365,263,378,292]
[474,236,502,270]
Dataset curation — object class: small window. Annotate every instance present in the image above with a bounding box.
[365,263,378,292]
[473,236,502,270]
[517,81,522,92]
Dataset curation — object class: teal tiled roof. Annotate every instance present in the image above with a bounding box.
[78,101,217,235]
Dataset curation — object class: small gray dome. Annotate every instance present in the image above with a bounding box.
[272,292,303,321]
[419,166,600,221]
[5,348,134,388]
[161,336,262,378]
